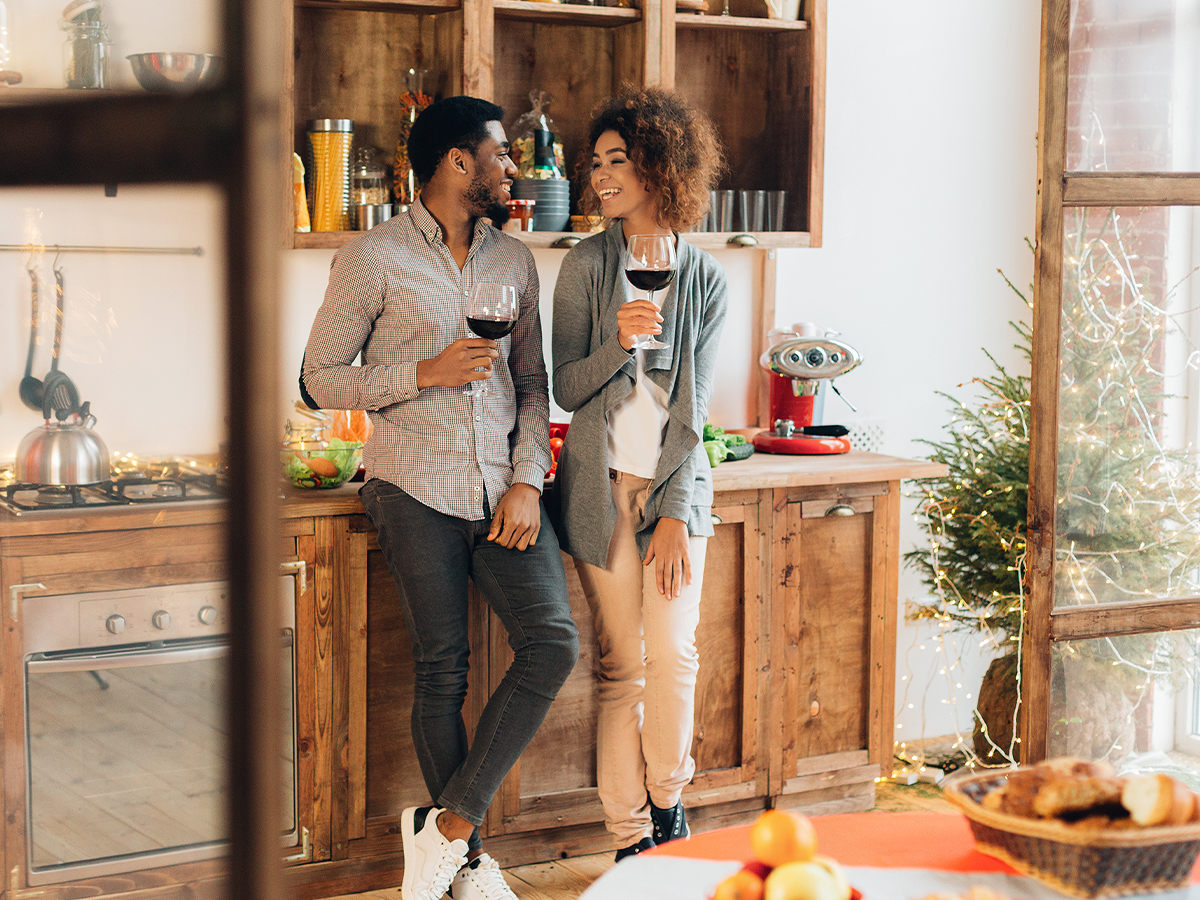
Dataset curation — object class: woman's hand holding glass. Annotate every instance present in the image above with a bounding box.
[616,298,663,352]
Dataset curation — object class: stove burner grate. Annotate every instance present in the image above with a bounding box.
[1,473,226,514]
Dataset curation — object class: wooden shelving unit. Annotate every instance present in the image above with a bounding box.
[286,0,824,249]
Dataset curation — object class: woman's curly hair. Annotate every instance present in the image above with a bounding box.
[579,87,725,231]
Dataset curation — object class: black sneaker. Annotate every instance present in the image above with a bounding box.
[650,799,689,845]
[614,836,655,862]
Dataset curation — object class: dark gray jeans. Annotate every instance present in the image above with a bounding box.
[360,479,578,836]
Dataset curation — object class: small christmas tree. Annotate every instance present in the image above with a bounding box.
[907,210,1200,767]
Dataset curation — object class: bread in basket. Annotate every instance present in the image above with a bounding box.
[943,766,1200,898]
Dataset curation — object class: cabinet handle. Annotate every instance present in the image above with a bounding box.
[10,582,46,619]
[809,700,820,717]
[727,233,759,247]
[283,826,311,863]
[551,235,582,249]
[711,513,722,525]
[825,504,855,517]
[280,560,307,595]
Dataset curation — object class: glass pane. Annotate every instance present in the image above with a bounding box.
[1055,206,1200,608]
[0,185,293,887]
[1067,0,1200,172]
[1050,631,1200,784]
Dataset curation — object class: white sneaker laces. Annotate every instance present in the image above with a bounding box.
[467,855,517,900]
[425,851,465,900]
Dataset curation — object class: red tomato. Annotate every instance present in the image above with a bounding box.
[549,425,565,440]
[549,437,564,459]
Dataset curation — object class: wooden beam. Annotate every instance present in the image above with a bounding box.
[806,0,826,247]
[1022,0,1070,764]
[1050,597,1200,642]
[1062,173,1200,206]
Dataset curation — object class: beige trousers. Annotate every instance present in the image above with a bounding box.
[573,470,707,846]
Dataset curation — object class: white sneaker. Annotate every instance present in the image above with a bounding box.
[450,853,520,900]
[401,806,469,900]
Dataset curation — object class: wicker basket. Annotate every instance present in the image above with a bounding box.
[943,770,1200,898]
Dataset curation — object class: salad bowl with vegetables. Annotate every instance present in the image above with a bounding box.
[281,438,363,488]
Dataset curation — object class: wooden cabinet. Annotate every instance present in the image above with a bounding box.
[286,0,825,250]
[285,452,941,896]
[0,511,325,899]
[0,450,940,899]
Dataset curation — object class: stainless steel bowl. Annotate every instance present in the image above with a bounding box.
[126,52,222,92]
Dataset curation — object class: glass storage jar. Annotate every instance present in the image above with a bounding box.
[62,21,110,88]
[352,146,389,206]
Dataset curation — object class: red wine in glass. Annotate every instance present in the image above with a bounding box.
[465,316,517,341]
[625,269,676,292]
[623,234,677,350]
[464,283,518,397]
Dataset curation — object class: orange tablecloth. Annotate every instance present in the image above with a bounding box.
[649,811,1200,883]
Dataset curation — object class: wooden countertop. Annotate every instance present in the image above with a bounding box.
[0,450,943,539]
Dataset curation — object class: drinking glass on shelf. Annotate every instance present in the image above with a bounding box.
[623,234,677,351]
[464,283,518,398]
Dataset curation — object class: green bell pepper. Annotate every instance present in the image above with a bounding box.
[704,440,727,467]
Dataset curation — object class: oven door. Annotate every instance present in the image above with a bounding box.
[24,633,296,885]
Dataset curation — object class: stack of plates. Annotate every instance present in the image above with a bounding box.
[511,179,571,232]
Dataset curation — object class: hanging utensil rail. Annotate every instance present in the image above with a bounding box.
[0,243,202,256]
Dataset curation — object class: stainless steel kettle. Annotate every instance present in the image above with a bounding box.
[16,375,109,485]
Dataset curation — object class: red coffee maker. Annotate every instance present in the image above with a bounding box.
[752,333,862,455]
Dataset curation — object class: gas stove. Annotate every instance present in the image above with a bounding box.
[0,458,226,516]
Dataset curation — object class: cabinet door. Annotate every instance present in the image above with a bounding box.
[486,490,768,838]
[770,482,897,813]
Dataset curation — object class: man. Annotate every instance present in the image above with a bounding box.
[302,96,579,900]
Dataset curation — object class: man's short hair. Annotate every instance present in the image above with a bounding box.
[408,96,505,186]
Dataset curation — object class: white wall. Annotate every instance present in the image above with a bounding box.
[0,1,1041,747]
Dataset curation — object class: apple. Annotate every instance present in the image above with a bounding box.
[763,862,843,900]
[810,856,851,900]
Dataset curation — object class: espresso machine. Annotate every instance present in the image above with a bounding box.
[752,329,862,455]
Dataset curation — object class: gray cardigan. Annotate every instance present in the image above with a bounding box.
[551,223,728,570]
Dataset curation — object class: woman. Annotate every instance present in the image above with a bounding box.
[551,87,727,861]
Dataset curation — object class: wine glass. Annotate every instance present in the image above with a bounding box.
[464,282,518,398]
[623,234,677,351]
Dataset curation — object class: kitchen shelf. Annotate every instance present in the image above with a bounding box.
[674,12,807,30]
[293,229,811,250]
[494,0,640,25]
[0,87,143,106]
[295,0,460,11]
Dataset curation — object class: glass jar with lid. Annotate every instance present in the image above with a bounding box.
[352,146,390,207]
[60,0,109,89]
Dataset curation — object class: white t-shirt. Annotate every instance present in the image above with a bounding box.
[607,281,670,479]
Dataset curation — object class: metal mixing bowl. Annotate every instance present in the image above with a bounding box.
[126,53,222,91]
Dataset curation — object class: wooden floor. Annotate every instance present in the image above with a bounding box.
[319,781,956,900]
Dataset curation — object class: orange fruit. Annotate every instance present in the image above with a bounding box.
[713,869,765,900]
[749,810,818,868]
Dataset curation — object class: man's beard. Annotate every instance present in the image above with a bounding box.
[466,172,510,227]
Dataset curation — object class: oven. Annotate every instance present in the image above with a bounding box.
[20,577,297,886]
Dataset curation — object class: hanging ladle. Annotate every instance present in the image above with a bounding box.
[18,265,42,410]
[43,260,78,417]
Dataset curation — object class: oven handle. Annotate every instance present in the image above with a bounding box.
[26,642,229,673]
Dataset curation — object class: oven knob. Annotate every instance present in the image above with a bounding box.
[152,610,172,630]
[198,606,219,626]
[105,614,126,635]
